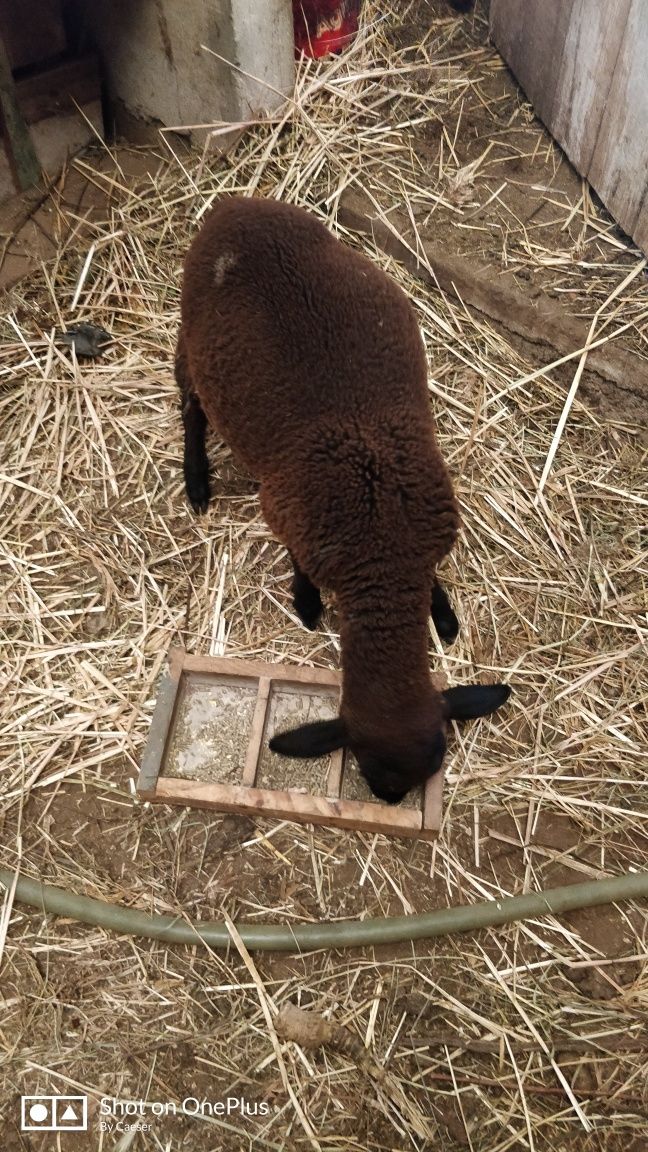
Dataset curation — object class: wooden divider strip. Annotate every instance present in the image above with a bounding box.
[326,749,345,798]
[422,770,445,833]
[242,677,271,787]
[137,654,183,793]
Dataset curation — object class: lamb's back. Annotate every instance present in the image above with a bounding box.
[180,197,431,473]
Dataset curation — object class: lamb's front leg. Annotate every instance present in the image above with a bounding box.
[290,553,323,631]
[431,578,459,643]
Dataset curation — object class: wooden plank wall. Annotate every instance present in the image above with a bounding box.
[490,0,648,255]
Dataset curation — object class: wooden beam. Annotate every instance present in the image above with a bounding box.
[490,0,648,257]
[337,189,648,401]
[0,35,40,191]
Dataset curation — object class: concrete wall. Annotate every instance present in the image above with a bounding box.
[74,0,294,141]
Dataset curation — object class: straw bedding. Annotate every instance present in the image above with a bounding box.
[1,2,646,1148]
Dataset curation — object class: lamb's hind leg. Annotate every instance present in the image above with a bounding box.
[431,578,459,643]
[290,553,323,631]
[175,333,210,514]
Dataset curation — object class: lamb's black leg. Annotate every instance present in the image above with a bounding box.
[291,554,323,631]
[175,337,210,514]
[182,394,210,514]
[431,579,459,643]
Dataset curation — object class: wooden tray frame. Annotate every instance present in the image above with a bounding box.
[137,648,443,839]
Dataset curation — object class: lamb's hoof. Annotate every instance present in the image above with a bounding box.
[431,584,459,644]
[434,611,459,644]
[185,471,210,515]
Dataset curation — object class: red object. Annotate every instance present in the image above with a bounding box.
[292,0,361,58]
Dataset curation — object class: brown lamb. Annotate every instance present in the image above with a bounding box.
[175,196,510,803]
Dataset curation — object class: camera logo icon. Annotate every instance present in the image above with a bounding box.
[21,1095,88,1131]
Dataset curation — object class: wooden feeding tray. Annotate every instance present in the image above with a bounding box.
[137,649,443,839]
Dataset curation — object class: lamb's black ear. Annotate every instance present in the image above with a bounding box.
[269,719,348,759]
[443,684,511,721]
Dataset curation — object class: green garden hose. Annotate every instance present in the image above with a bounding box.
[1,866,647,952]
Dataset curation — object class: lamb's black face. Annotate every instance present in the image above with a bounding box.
[267,683,511,806]
[354,731,447,804]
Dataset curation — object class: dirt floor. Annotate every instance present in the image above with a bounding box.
[1,1,647,1149]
